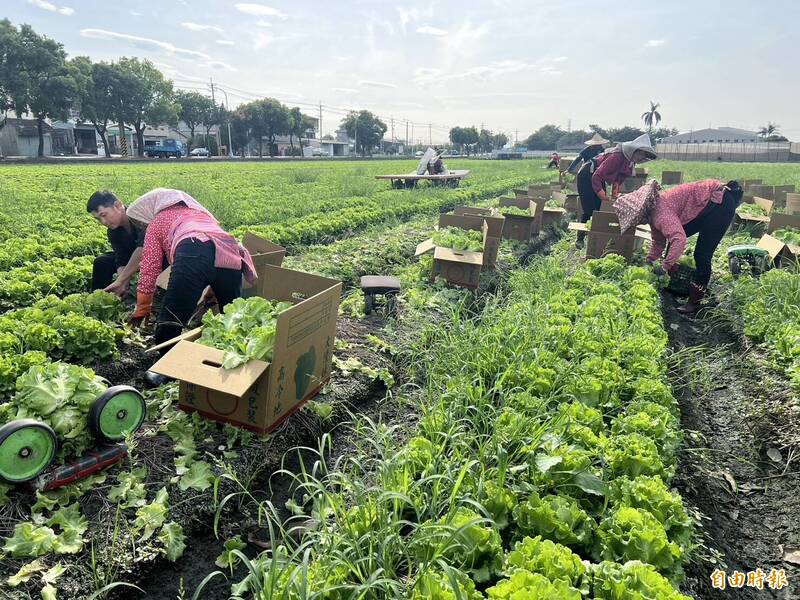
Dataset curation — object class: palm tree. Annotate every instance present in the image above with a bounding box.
[758,122,780,139]
[641,101,662,134]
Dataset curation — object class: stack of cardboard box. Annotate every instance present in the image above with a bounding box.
[756,196,800,266]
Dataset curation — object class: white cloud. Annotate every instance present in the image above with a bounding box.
[234,3,288,18]
[79,29,210,60]
[27,0,73,15]
[255,20,273,28]
[206,61,237,72]
[251,31,275,50]
[130,11,143,17]
[359,80,398,89]
[416,25,448,36]
[440,22,489,52]
[552,56,568,62]
[181,22,224,33]
[331,87,359,94]
[216,40,235,46]
[645,39,666,47]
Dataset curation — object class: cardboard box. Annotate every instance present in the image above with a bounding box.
[498,196,538,240]
[542,207,567,227]
[453,205,495,216]
[431,247,483,289]
[661,171,683,185]
[744,179,763,190]
[735,196,773,226]
[552,191,582,218]
[767,212,800,233]
[240,233,287,297]
[439,212,503,268]
[749,184,774,200]
[621,175,647,193]
[785,193,800,215]
[757,234,799,266]
[559,158,572,171]
[567,210,650,261]
[149,265,342,435]
[773,185,796,209]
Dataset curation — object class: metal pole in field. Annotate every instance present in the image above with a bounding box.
[429,123,432,146]
[219,87,233,157]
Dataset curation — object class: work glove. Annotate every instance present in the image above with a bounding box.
[128,292,153,327]
[596,189,608,203]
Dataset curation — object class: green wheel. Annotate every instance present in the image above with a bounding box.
[88,386,146,443]
[0,419,57,483]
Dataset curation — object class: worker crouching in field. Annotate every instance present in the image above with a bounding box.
[125,189,257,384]
[87,191,143,295]
[647,179,743,314]
[576,134,657,248]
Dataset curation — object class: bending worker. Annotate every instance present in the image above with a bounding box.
[87,191,143,295]
[126,188,257,362]
[563,132,609,177]
[575,133,657,248]
[547,151,561,169]
[648,179,742,314]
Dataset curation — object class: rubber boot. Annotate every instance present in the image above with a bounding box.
[575,230,586,249]
[677,282,706,315]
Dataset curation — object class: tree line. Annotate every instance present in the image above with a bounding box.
[448,126,508,155]
[0,20,363,158]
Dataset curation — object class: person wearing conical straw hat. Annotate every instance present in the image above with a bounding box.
[575,133,657,248]
[563,132,610,177]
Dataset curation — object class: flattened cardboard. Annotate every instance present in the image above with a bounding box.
[736,196,773,225]
[415,238,436,257]
[767,212,800,233]
[150,264,342,435]
[661,171,683,185]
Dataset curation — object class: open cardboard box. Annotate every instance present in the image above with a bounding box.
[661,171,683,185]
[735,196,773,227]
[568,210,650,261]
[784,193,800,216]
[440,212,503,268]
[773,186,797,209]
[552,191,581,218]
[757,234,799,267]
[149,264,342,435]
[621,174,647,193]
[415,220,489,288]
[498,196,541,240]
[767,211,800,232]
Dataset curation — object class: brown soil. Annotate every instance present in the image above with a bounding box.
[663,293,800,600]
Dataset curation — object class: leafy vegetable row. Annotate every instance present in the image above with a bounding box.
[224,251,693,599]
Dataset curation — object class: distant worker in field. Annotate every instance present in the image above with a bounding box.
[563,133,609,177]
[428,151,446,175]
[125,189,257,382]
[546,151,561,169]
[648,179,743,314]
[575,133,657,248]
[87,191,143,296]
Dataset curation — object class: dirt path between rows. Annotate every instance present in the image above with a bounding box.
[664,294,800,599]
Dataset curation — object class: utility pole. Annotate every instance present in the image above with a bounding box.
[515,129,518,146]
[429,123,432,146]
[405,120,409,154]
[209,79,221,153]
[319,102,323,140]
[391,117,394,142]
[567,118,571,133]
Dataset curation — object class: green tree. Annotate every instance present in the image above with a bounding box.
[606,126,645,142]
[228,109,251,156]
[175,90,216,151]
[2,22,86,156]
[287,107,316,155]
[523,124,565,150]
[641,101,661,134]
[116,57,178,157]
[492,132,509,149]
[201,102,227,153]
[341,110,387,156]
[449,126,479,155]
[0,19,21,113]
[74,58,123,157]
[237,98,290,157]
[758,122,780,139]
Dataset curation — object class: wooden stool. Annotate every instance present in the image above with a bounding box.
[360,275,401,314]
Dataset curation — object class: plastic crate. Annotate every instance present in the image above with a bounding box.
[666,264,695,296]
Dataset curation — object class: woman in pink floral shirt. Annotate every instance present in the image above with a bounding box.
[647,179,743,313]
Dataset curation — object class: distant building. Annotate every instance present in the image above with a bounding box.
[661,127,759,144]
[0,117,54,156]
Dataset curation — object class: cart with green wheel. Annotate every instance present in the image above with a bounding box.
[0,384,146,490]
[726,245,770,276]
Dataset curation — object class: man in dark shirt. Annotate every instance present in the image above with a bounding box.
[87,190,144,295]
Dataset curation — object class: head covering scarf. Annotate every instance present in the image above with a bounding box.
[126,188,214,225]
[619,134,657,162]
[612,179,661,233]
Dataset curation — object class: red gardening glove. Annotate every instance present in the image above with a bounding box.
[128,292,153,327]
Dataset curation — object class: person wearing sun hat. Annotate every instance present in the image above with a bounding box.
[564,132,610,176]
[574,133,657,248]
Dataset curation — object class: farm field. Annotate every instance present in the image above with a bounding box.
[0,159,798,600]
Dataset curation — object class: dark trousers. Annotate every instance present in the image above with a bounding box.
[547,159,559,168]
[92,252,117,290]
[155,239,243,345]
[577,166,602,227]
[683,191,737,287]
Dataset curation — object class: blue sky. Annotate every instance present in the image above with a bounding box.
[6,0,800,142]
